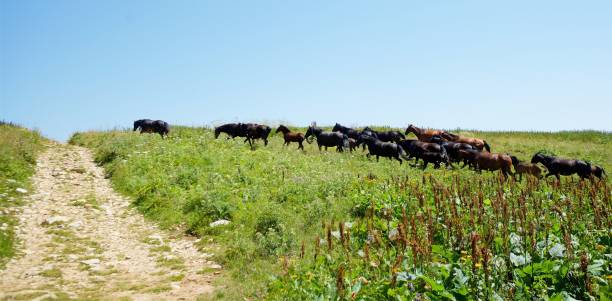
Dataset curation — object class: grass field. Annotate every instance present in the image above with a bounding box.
[0,122,46,267]
[69,126,610,300]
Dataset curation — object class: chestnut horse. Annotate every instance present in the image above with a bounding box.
[275,125,305,150]
[510,156,542,181]
[405,124,457,142]
[473,152,513,180]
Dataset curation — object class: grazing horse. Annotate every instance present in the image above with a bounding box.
[133,119,169,138]
[332,123,361,139]
[357,135,408,164]
[531,153,593,181]
[214,123,246,139]
[510,156,542,181]
[305,126,349,152]
[590,165,606,180]
[243,123,271,147]
[405,124,457,142]
[276,125,305,150]
[473,152,513,180]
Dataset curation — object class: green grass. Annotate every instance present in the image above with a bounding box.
[39,267,63,278]
[69,126,611,300]
[0,122,46,268]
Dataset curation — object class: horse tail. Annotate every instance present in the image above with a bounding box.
[264,126,272,139]
[509,155,519,167]
[483,140,491,152]
[214,127,220,138]
[342,134,349,150]
[398,145,410,160]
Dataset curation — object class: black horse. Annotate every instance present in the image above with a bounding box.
[305,126,349,152]
[589,165,606,180]
[397,139,442,165]
[431,136,477,163]
[332,123,361,139]
[362,127,404,143]
[214,123,247,139]
[133,119,169,138]
[243,123,271,147]
[357,135,408,164]
[531,153,593,181]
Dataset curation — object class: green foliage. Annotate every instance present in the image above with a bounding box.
[0,122,45,267]
[69,126,611,300]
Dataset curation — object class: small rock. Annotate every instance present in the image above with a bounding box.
[41,216,68,226]
[15,188,28,194]
[7,179,17,183]
[68,221,83,229]
[171,282,181,289]
[209,263,222,269]
[81,258,100,266]
[209,219,230,227]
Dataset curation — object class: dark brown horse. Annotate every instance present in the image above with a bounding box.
[305,125,349,152]
[243,123,271,148]
[473,152,513,179]
[133,119,169,138]
[405,124,456,142]
[531,153,593,181]
[275,125,305,150]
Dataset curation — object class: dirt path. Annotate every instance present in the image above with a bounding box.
[0,144,218,300]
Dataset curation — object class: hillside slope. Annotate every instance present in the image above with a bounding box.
[69,126,610,300]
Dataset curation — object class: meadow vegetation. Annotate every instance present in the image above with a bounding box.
[0,121,46,267]
[69,126,610,300]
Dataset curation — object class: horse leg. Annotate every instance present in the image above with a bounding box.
[396,156,402,164]
[422,161,428,170]
[376,155,379,162]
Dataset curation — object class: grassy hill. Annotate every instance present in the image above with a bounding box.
[0,122,46,267]
[69,126,610,300]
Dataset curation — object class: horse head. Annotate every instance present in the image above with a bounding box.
[332,123,341,132]
[531,153,545,164]
[405,124,416,135]
[133,120,141,131]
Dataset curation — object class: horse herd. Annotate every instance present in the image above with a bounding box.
[133,119,606,182]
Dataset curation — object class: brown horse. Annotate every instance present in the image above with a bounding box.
[473,152,513,180]
[510,156,542,181]
[405,124,457,142]
[275,125,305,150]
[447,135,491,152]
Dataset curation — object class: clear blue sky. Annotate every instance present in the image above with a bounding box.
[2,1,611,141]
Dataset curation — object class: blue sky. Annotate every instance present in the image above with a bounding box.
[1,1,611,141]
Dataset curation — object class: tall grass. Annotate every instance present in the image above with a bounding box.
[0,122,46,267]
[69,126,610,299]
